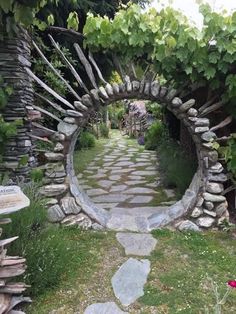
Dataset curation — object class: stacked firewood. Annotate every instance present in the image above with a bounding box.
[0,217,31,314]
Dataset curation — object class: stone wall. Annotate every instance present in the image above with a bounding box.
[38,79,229,231]
[0,28,34,180]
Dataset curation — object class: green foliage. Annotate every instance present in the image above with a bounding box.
[157,135,197,195]
[67,11,79,30]
[145,121,165,150]
[218,137,236,179]
[30,168,44,182]
[77,131,96,149]
[99,123,109,138]
[146,101,163,119]
[108,103,125,129]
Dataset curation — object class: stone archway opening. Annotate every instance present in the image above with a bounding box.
[23,39,228,231]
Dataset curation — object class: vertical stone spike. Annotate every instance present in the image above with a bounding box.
[74,43,98,89]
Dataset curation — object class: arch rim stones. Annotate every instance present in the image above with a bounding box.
[39,79,229,231]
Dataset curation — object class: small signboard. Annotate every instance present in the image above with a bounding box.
[0,186,30,215]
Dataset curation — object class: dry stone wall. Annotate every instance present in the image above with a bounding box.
[38,78,229,231]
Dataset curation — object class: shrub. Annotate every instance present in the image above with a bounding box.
[145,120,165,150]
[30,168,44,182]
[157,138,197,195]
[77,131,96,149]
[99,123,109,138]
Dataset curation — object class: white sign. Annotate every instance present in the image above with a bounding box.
[0,186,30,215]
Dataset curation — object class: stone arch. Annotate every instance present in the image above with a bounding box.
[23,38,229,231]
[38,78,228,231]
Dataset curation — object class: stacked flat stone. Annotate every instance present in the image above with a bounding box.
[0,28,34,179]
[39,77,229,231]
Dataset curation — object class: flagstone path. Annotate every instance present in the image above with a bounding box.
[78,131,179,313]
[77,131,179,231]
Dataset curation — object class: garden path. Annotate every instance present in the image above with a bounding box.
[77,130,178,231]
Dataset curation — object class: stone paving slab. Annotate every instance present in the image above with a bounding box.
[86,189,108,196]
[125,180,147,186]
[112,258,150,306]
[124,187,157,194]
[97,180,114,189]
[110,185,127,192]
[132,170,157,176]
[116,233,157,256]
[107,213,149,232]
[129,195,153,203]
[92,194,131,203]
[84,302,128,314]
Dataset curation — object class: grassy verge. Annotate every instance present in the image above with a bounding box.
[139,229,236,313]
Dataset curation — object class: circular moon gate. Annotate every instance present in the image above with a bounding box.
[39,78,229,231]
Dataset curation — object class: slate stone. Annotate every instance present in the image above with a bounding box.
[124,187,156,194]
[164,189,176,198]
[110,185,127,192]
[57,121,77,137]
[114,161,134,167]
[48,205,65,222]
[116,233,157,256]
[86,189,108,196]
[60,197,81,215]
[130,196,153,203]
[84,302,128,314]
[109,175,122,181]
[203,192,226,202]
[132,170,156,176]
[177,220,201,232]
[92,194,130,203]
[197,217,215,228]
[112,258,150,306]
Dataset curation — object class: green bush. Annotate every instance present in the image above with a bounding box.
[30,168,44,182]
[99,123,109,138]
[145,120,165,150]
[157,138,197,195]
[77,131,96,149]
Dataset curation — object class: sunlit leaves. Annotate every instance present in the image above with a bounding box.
[67,11,79,31]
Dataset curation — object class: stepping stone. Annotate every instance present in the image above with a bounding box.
[84,302,128,314]
[124,187,157,194]
[112,258,150,306]
[136,158,149,162]
[146,166,156,170]
[131,162,152,167]
[146,182,158,188]
[110,185,127,192]
[107,213,149,232]
[114,161,134,167]
[125,180,146,186]
[130,195,153,203]
[132,170,157,176]
[77,173,83,179]
[97,180,114,189]
[86,188,108,196]
[128,175,143,180]
[88,173,107,179]
[116,233,157,256]
[92,194,130,203]
[97,203,119,209]
[111,169,132,174]
[109,175,121,181]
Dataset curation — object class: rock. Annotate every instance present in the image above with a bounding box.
[124,187,156,194]
[57,121,78,137]
[208,173,228,182]
[97,180,114,189]
[206,182,223,194]
[48,205,65,222]
[52,132,65,142]
[177,220,200,232]
[60,197,81,214]
[179,99,195,112]
[40,184,68,197]
[0,185,30,215]
[172,97,182,107]
[111,258,150,306]
[207,151,218,163]
[105,83,114,96]
[132,81,140,91]
[201,131,216,142]
[64,117,76,124]
[166,88,177,101]
[151,81,160,97]
[112,83,120,94]
[92,223,104,231]
[159,86,168,97]
[86,188,108,196]
[99,86,109,99]
[191,207,203,218]
[204,201,214,210]
[66,110,83,117]
[187,108,198,116]
[54,143,64,152]
[81,94,93,107]
[92,194,130,203]
[84,302,128,314]
[203,209,217,217]
[116,233,157,256]
[194,126,209,133]
[46,198,58,206]
[131,170,156,176]
[197,217,215,228]
[215,201,228,216]
[209,162,223,173]
[130,196,153,203]
[196,197,204,207]
[110,185,127,192]
[44,153,64,161]
[164,189,176,198]
[61,213,92,229]
[45,164,66,178]
[194,118,210,127]
[203,192,226,203]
